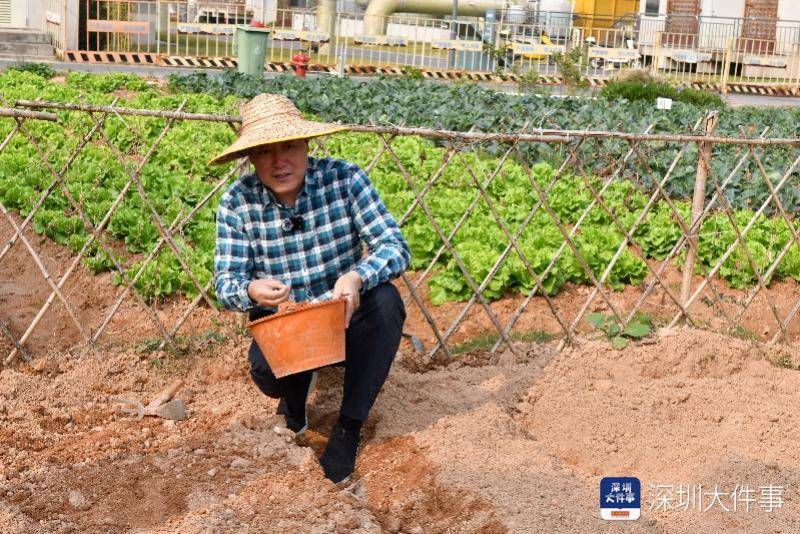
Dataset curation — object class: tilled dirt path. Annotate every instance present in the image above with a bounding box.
[2,327,800,533]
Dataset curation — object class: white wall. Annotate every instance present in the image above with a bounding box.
[247,0,278,24]
[639,0,800,20]
[7,0,51,31]
[28,1,44,30]
[1,0,45,29]
[702,0,744,19]
[779,0,800,22]
[338,17,449,39]
[387,20,449,40]
[65,0,79,49]
[9,0,25,27]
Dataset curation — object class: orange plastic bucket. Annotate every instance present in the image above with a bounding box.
[248,298,347,378]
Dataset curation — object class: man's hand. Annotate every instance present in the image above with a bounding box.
[332,271,363,328]
[247,278,291,307]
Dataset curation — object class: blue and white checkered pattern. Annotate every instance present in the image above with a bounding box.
[214,156,411,312]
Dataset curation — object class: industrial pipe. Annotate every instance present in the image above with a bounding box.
[359,0,511,35]
[316,0,337,38]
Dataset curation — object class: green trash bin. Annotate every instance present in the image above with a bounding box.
[235,26,271,77]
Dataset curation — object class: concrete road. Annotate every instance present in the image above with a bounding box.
[724,92,800,107]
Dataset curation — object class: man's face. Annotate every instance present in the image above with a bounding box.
[249,139,309,205]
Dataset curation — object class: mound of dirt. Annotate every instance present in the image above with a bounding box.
[515,327,800,532]
[2,327,800,532]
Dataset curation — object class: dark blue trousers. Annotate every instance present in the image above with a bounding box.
[247,282,406,422]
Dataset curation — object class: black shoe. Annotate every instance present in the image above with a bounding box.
[275,372,316,435]
[320,423,360,484]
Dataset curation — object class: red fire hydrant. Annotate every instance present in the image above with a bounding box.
[291,50,310,77]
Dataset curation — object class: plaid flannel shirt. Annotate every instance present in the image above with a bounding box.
[214,156,411,312]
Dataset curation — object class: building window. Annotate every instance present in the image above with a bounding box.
[645,0,660,15]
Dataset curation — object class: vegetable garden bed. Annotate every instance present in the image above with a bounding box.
[1,69,798,306]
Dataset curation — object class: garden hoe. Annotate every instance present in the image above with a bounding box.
[113,379,187,421]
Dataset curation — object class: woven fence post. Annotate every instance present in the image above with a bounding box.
[680,111,719,314]
[237,143,250,332]
[229,103,248,334]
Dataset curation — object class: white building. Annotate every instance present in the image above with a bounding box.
[640,0,800,21]
[0,0,45,30]
[639,0,800,49]
[638,0,800,79]
[638,0,800,49]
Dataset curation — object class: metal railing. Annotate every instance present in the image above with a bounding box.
[41,2,800,89]
[44,0,68,51]
[2,100,800,366]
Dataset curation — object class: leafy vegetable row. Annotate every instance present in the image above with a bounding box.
[1,69,798,306]
[169,70,800,216]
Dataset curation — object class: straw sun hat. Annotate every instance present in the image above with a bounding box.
[209,93,347,165]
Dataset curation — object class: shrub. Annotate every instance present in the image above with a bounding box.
[601,77,725,109]
[7,62,56,79]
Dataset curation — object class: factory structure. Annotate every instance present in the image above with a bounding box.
[4,0,799,83]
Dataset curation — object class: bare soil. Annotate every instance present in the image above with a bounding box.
[2,326,800,533]
[5,193,800,532]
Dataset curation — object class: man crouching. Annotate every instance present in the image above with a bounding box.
[211,94,410,484]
